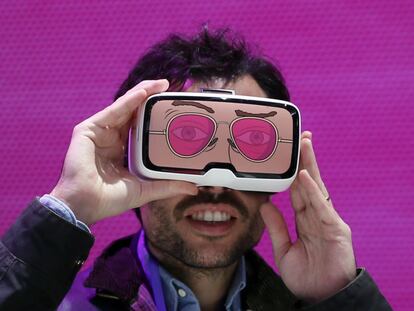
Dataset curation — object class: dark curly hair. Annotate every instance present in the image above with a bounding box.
[114,28,289,101]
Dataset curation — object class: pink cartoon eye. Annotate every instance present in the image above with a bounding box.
[172,126,209,141]
[231,118,277,161]
[168,114,215,156]
[234,130,272,145]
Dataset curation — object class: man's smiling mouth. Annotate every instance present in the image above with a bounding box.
[182,204,239,236]
[190,211,232,222]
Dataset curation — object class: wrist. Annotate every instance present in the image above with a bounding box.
[40,194,91,233]
[50,186,94,226]
[303,269,358,304]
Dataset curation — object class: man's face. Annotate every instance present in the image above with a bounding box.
[140,75,270,268]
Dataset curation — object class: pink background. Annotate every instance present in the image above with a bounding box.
[1,1,413,309]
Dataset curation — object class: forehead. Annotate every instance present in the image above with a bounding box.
[185,75,268,98]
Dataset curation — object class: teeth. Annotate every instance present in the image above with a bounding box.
[191,211,231,222]
[213,212,221,222]
[205,211,213,221]
[197,212,203,220]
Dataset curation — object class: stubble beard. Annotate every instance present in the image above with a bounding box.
[144,202,265,270]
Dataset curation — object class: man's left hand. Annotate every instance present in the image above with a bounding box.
[260,131,357,303]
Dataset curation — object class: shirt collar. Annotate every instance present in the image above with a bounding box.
[225,256,246,310]
[158,258,246,311]
[138,231,246,311]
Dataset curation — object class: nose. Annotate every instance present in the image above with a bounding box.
[209,122,232,162]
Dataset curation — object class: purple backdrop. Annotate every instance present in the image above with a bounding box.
[1,1,413,309]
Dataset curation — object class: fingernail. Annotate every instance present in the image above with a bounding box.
[185,186,199,196]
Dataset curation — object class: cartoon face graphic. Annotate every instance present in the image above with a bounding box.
[146,99,295,175]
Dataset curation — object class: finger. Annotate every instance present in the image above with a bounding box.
[290,177,307,212]
[124,79,167,95]
[297,131,312,172]
[301,130,312,140]
[291,132,317,212]
[260,201,292,266]
[134,179,199,207]
[298,169,338,223]
[300,137,328,195]
[89,79,169,128]
[291,133,313,211]
[300,138,321,179]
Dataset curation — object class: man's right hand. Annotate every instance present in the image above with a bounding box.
[50,79,198,226]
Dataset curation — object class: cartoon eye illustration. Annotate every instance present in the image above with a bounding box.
[172,125,210,141]
[233,130,272,145]
[231,118,278,162]
[167,114,216,157]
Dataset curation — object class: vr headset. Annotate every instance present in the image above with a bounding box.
[129,90,301,192]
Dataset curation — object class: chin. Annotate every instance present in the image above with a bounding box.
[178,248,242,269]
[175,232,262,269]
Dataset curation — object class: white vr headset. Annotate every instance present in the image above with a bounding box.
[129,90,301,192]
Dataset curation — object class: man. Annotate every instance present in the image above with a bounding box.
[0,29,391,310]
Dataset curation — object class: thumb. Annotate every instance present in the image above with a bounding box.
[260,201,292,266]
[135,179,198,207]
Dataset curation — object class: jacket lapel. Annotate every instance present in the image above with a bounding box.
[84,235,150,304]
[243,250,298,311]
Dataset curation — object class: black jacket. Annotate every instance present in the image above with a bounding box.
[0,199,393,310]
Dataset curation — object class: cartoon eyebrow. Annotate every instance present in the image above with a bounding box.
[171,100,215,113]
[235,109,277,118]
